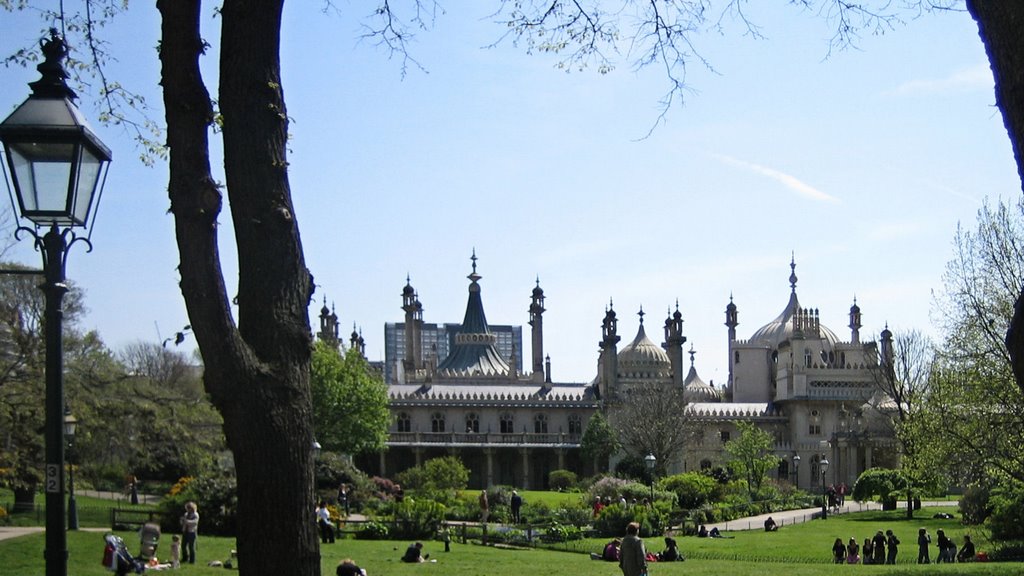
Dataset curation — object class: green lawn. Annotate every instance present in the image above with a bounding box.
[2,506,1020,576]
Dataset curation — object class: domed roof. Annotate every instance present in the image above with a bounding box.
[747,259,840,347]
[682,346,721,403]
[617,310,671,379]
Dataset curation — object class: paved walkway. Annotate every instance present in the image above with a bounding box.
[704,500,954,533]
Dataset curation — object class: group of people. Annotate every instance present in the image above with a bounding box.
[916,528,976,564]
[825,483,848,512]
[832,528,976,564]
[832,530,899,564]
[592,495,653,517]
[592,524,684,568]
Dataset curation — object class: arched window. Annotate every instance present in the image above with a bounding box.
[568,414,582,435]
[534,413,548,434]
[778,459,789,480]
[700,459,712,470]
[804,348,813,368]
[734,351,741,365]
[431,412,446,433]
[397,412,411,433]
[500,413,515,434]
[465,413,479,433]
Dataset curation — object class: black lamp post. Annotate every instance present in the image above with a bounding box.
[792,454,800,489]
[644,453,656,501]
[0,29,111,576]
[820,456,830,520]
[64,409,78,530]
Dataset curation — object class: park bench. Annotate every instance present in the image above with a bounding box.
[111,508,163,532]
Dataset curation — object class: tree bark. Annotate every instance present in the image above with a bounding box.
[158,1,319,575]
[967,1,1024,392]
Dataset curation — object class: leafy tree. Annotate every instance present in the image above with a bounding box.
[851,468,910,509]
[610,385,698,475]
[310,341,390,456]
[723,421,780,499]
[580,411,619,472]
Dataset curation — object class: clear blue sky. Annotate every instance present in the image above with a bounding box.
[1,3,1018,385]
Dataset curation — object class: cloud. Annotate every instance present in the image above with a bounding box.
[888,64,993,96]
[714,154,840,203]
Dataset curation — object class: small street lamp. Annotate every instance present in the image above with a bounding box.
[820,457,830,520]
[792,454,801,489]
[644,453,656,501]
[0,29,111,576]
[64,409,78,530]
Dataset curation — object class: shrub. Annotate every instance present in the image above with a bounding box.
[549,470,578,491]
[588,476,631,502]
[988,483,1024,541]
[959,483,991,525]
[659,472,719,509]
[396,456,469,492]
[354,520,390,540]
[592,503,669,537]
[391,497,446,539]
[157,474,238,536]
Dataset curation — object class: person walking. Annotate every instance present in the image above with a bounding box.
[510,490,523,524]
[886,529,900,564]
[478,490,489,523]
[180,501,199,564]
[619,522,648,576]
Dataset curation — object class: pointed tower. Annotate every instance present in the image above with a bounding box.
[435,252,511,377]
[529,278,546,383]
[664,301,686,388]
[317,296,339,347]
[849,297,862,344]
[880,323,894,379]
[401,276,423,373]
[598,300,620,400]
[350,323,366,357]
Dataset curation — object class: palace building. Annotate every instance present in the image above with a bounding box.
[337,255,898,490]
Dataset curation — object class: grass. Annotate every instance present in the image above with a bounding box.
[2,506,1021,576]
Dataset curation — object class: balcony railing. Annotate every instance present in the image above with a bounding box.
[388,431,581,447]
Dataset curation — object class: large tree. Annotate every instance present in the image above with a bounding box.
[310,341,390,457]
[724,421,781,499]
[6,2,1024,575]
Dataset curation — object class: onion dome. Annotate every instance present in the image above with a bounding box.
[748,257,839,347]
[617,307,671,379]
[682,345,721,402]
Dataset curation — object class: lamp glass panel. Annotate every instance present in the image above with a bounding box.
[9,141,74,215]
[72,146,101,225]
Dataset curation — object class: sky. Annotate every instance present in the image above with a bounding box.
[0,3,1020,386]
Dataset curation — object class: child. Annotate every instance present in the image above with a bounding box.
[170,535,181,569]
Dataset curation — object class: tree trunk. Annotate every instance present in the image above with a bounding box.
[966,2,1024,392]
[158,1,319,575]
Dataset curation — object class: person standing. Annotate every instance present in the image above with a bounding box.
[886,529,900,564]
[872,530,886,565]
[479,490,489,523]
[619,522,647,576]
[338,483,350,517]
[317,501,336,544]
[510,490,523,524]
[180,501,199,564]
[917,528,931,564]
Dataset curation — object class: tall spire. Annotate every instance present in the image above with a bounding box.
[789,253,798,293]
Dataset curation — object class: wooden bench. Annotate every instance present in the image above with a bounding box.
[111,508,163,532]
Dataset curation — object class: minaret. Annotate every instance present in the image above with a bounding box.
[598,300,620,401]
[401,276,423,372]
[880,323,894,380]
[317,296,339,347]
[529,278,546,382]
[725,295,738,341]
[664,300,686,388]
[849,297,862,344]
[545,354,552,384]
[350,323,366,357]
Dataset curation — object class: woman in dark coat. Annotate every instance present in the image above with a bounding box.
[872,530,886,564]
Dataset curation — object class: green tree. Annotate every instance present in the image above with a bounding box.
[851,468,910,509]
[580,411,619,472]
[395,456,469,493]
[723,421,780,499]
[310,341,390,456]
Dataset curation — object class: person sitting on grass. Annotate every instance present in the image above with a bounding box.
[590,539,621,561]
[832,538,847,564]
[764,517,778,532]
[658,537,683,561]
[336,559,367,576]
[401,542,429,563]
[957,535,976,563]
[697,525,708,538]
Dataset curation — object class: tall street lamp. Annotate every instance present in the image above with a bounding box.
[64,408,79,530]
[792,454,800,489]
[0,29,111,576]
[644,453,656,501]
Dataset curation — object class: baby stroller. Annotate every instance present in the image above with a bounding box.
[102,524,160,576]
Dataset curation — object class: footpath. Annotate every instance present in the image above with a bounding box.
[704,500,953,533]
